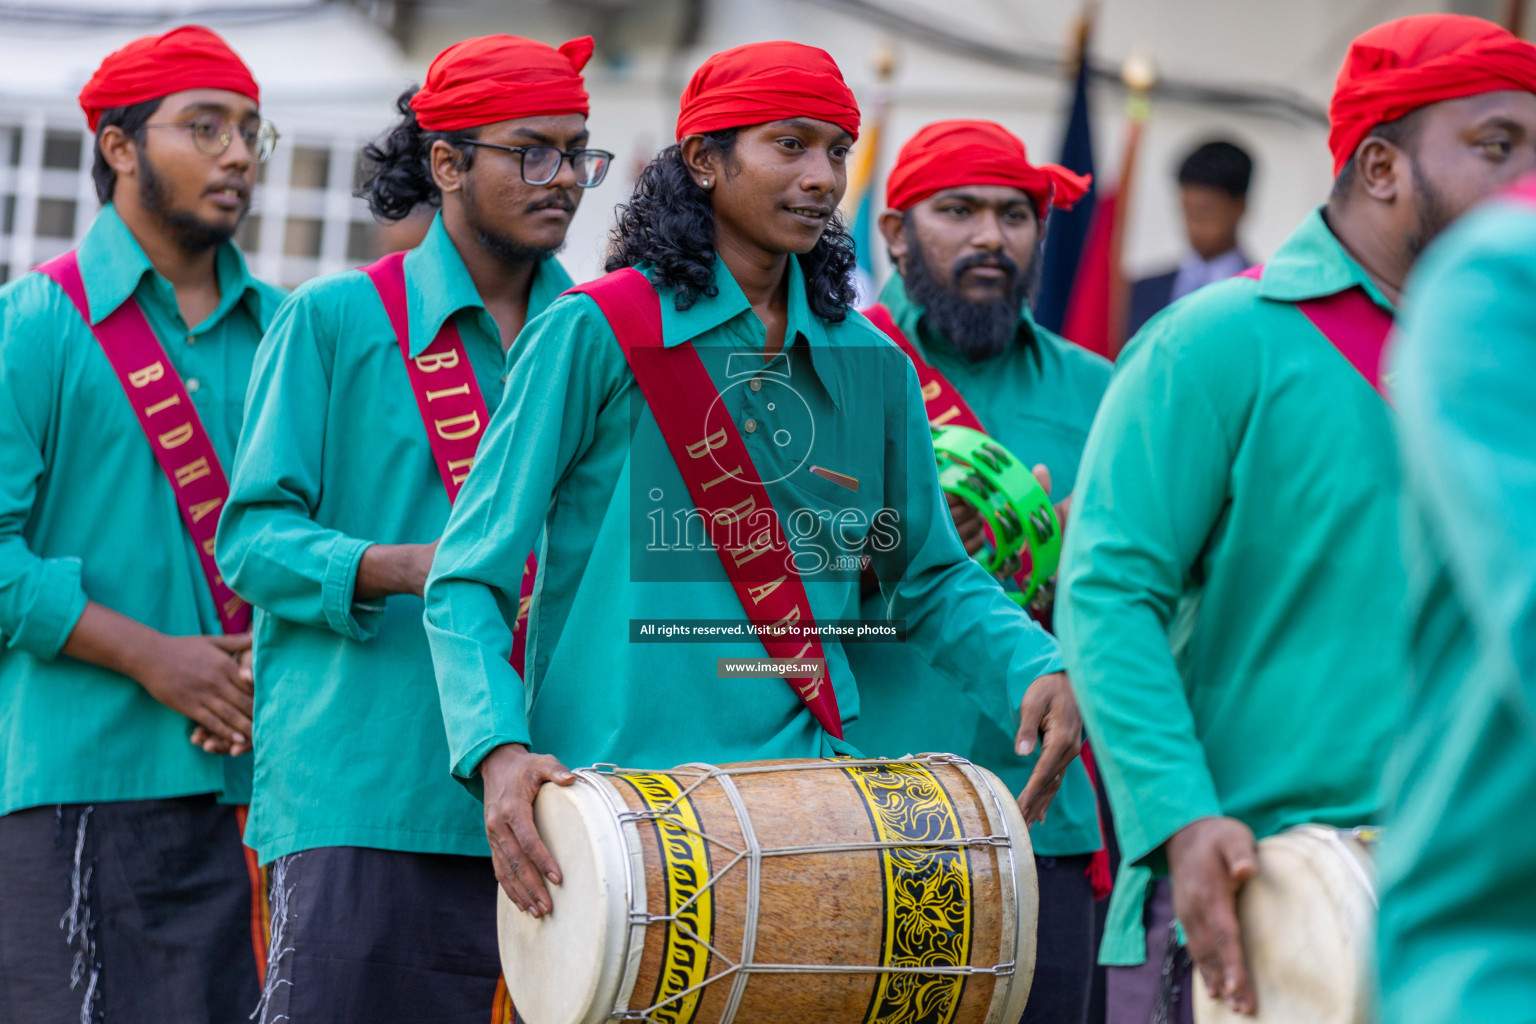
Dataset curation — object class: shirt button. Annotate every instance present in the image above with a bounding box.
[185,333,195,346]
[185,378,201,394]
[743,418,758,434]
[750,377,763,392]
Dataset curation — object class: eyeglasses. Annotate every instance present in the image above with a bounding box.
[145,115,280,163]
[459,141,613,188]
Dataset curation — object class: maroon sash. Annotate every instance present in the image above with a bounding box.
[36,251,249,634]
[1239,265,1393,400]
[362,252,536,674]
[568,268,844,739]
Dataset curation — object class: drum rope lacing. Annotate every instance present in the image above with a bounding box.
[580,755,1025,1024]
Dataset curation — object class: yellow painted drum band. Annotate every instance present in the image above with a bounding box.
[843,762,973,1024]
[620,773,714,1024]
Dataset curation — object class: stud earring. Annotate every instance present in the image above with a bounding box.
[702,178,711,189]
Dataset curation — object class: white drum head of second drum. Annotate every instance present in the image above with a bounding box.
[1193,825,1377,1024]
[496,777,646,1024]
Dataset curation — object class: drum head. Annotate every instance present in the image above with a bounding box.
[497,777,645,1024]
[1193,827,1375,1024]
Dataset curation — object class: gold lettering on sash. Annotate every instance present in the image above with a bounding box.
[223,596,247,618]
[920,380,943,402]
[730,529,777,568]
[433,411,481,441]
[517,596,532,621]
[712,495,755,528]
[175,457,212,487]
[766,605,801,633]
[446,456,475,485]
[700,466,744,491]
[792,639,816,660]
[202,538,217,556]
[931,406,963,427]
[746,575,786,604]
[128,362,165,388]
[157,423,195,449]
[189,497,223,523]
[413,350,460,373]
[685,428,728,460]
[424,383,472,402]
[143,394,181,417]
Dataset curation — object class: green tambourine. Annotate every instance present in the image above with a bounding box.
[932,424,1061,606]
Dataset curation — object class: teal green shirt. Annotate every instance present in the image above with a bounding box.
[0,205,281,816]
[843,274,1108,856]
[216,215,572,863]
[424,257,1064,780]
[1056,209,1404,964]
[1377,194,1536,1024]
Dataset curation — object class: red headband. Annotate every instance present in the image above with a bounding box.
[410,34,593,132]
[886,120,1090,212]
[676,41,860,141]
[1330,14,1536,175]
[78,25,259,132]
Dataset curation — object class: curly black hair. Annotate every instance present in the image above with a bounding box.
[604,132,859,321]
[356,87,480,221]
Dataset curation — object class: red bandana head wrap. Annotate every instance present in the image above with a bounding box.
[1329,14,1536,175]
[78,25,259,132]
[410,35,593,132]
[885,119,1091,213]
[675,41,860,141]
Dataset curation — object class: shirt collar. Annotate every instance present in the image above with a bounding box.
[655,255,846,410]
[402,213,489,357]
[75,204,264,329]
[1254,207,1395,313]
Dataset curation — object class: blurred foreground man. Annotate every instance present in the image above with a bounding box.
[1377,173,1536,1024]
[1057,15,1536,1022]
[217,34,603,1023]
[846,119,1109,1024]
[0,26,282,1022]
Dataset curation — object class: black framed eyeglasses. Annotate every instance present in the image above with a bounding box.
[459,142,613,188]
[145,115,279,163]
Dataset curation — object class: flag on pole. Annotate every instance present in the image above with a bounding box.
[841,46,897,306]
[1033,16,1098,335]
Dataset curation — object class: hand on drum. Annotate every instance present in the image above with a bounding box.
[1013,670,1083,823]
[480,742,576,917]
[1167,815,1260,1016]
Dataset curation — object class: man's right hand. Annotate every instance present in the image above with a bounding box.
[131,632,254,754]
[479,743,575,917]
[1166,816,1261,1016]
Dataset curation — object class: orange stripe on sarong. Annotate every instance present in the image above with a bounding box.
[491,976,515,1023]
[234,805,271,980]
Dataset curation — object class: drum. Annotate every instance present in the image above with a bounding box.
[1193,825,1379,1024]
[931,425,1060,606]
[498,754,1037,1024]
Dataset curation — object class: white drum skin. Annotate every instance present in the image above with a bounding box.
[1193,825,1378,1024]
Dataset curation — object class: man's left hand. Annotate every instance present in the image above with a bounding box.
[1013,670,1083,824]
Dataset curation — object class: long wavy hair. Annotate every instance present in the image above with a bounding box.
[356,87,479,221]
[605,131,859,321]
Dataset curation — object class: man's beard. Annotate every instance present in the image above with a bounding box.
[137,151,242,255]
[462,172,567,266]
[1404,160,1454,259]
[903,231,1037,362]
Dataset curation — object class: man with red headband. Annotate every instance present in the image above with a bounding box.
[0,24,282,1021]
[423,43,1082,966]
[1057,14,1536,1022]
[215,33,605,1022]
[843,119,1109,1024]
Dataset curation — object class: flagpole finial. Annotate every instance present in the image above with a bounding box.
[1122,48,1157,121]
[1067,0,1099,72]
[873,40,899,82]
